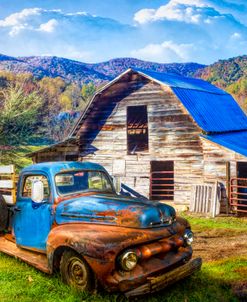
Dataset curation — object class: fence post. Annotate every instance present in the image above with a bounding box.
[211,181,218,218]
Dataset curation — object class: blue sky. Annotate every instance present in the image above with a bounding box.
[0,0,247,64]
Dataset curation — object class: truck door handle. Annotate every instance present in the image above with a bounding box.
[14,207,21,212]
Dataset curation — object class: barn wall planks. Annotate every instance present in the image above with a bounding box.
[80,74,205,205]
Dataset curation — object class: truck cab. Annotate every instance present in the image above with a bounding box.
[0,161,201,297]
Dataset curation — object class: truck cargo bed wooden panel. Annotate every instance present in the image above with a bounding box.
[0,237,50,274]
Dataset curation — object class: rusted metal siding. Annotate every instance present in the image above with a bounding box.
[79,74,204,205]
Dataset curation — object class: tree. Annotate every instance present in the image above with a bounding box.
[80,83,96,109]
[0,83,43,146]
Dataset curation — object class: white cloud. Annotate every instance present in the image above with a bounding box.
[0,8,63,36]
[39,19,58,33]
[133,8,156,25]
[131,40,196,63]
[0,8,42,36]
[134,0,240,25]
[0,7,134,62]
[131,0,247,64]
[134,1,207,24]
[0,8,41,27]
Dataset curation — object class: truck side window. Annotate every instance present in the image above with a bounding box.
[22,175,50,199]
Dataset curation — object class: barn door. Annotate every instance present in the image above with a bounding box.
[150,161,174,201]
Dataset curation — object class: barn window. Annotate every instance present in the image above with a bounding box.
[127,105,148,154]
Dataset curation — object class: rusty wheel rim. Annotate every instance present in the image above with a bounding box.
[68,258,87,287]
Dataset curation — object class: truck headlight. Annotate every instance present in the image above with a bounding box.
[184,230,194,246]
[119,251,138,271]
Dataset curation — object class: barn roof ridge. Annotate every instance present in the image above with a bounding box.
[131,68,227,95]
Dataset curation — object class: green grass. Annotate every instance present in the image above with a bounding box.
[0,253,245,302]
[0,216,246,302]
[182,213,247,232]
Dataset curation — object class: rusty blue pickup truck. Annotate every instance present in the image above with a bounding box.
[0,161,201,297]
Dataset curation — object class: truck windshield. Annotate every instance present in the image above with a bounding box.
[55,170,114,195]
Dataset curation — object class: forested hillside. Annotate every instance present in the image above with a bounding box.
[195,55,247,111]
[0,54,205,83]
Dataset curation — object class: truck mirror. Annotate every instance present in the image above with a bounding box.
[31,180,44,203]
[113,176,121,194]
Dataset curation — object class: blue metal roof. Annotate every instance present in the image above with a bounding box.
[134,69,247,133]
[173,88,247,132]
[135,68,226,94]
[202,131,247,157]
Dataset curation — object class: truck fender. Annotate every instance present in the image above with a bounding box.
[46,225,117,279]
[46,227,105,273]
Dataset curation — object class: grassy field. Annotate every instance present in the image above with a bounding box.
[0,215,246,302]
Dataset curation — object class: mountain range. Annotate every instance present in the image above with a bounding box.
[0,54,205,84]
[1,53,247,111]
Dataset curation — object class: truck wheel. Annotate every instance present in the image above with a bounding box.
[60,250,95,292]
[0,195,8,232]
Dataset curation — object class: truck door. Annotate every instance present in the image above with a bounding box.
[13,173,53,251]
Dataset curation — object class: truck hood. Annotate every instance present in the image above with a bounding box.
[55,193,176,228]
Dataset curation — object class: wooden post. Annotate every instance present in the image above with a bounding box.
[211,181,218,218]
[226,162,230,214]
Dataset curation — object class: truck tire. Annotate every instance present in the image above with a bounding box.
[0,194,8,232]
[60,250,96,292]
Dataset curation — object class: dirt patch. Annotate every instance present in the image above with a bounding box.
[192,228,247,300]
[193,229,247,262]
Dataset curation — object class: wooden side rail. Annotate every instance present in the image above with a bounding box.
[0,165,17,204]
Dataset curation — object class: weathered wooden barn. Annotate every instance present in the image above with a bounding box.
[30,69,247,214]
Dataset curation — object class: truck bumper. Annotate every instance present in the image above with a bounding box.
[125,257,202,298]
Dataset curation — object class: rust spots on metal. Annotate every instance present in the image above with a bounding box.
[95,208,141,227]
[46,219,190,292]
[135,236,184,260]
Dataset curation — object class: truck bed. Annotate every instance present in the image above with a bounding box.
[0,236,51,274]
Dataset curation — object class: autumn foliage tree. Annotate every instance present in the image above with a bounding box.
[0,71,97,144]
[0,83,43,145]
